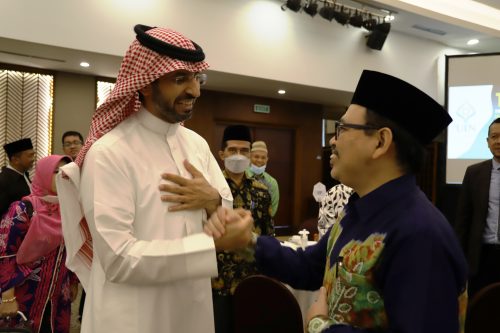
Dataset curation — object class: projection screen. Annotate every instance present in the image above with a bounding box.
[446,53,500,184]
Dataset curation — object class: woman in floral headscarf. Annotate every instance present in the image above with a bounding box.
[0,155,78,333]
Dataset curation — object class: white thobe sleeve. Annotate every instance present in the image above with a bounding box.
[82,147,219,285]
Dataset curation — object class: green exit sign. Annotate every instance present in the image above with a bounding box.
[254,104,270,114]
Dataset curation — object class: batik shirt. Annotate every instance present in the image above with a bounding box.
[245,169,280,217]
[212,171,273,296]
[317,184,353,238]
[0,201,76,333]
[254,175,468,333]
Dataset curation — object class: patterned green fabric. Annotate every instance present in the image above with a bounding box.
[322,213,388,330]
[211,171,273,296]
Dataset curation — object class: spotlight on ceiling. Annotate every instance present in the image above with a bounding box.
[281,0,302,12]
[319,3,335,21]
[303,0,318,17]
[366,22,391,50]
[467,39,479,45]
[333,5,350,25]
[349,10,364,28]
[362,14,378,31]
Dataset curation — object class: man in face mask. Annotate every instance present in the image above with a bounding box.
[213,125,273,333]
[246,140,280,217]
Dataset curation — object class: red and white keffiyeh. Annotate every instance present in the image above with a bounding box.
[76,27,209,166]
[60,26,209,286]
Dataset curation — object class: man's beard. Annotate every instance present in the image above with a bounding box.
[152,85,193,123]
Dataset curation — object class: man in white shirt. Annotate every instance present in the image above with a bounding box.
[57,25,252,333]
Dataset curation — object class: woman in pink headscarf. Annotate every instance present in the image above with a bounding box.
[0,155,78,333]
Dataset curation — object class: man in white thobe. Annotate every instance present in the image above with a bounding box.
[57,25,252,333]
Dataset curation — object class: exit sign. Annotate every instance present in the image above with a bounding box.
[254,104,270,114]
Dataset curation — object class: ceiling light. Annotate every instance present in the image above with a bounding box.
[80,62,90,68]
[366,22,391,50]
[303,0,318,17]
[278,89,286,95]
[362,14,378,31]
[467,39,479,45]
[319,3,335,21]
[281,0,302,12]
[333,5,350,25]
[349,10,364,28]
[384,15,395,22]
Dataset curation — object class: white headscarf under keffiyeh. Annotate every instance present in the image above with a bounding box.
[58,25,209,288]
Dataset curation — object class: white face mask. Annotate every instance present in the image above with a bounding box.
[224,155,250,174]
[250,163,266,175]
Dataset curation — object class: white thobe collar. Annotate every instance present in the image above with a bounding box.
[137,106,188,177]
[136,106,180,136]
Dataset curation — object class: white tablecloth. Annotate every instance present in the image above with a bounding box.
[281,240,320,319]
[286,285,319,319]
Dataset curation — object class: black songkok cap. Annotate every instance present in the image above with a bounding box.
[134,24,205,62]
[3,138,33,159]
[222,125,252,144]
[351,70,452,145]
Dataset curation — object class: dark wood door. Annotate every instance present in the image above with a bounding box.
[214,123,295,235]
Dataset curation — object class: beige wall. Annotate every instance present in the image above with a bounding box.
[52,72,94,155]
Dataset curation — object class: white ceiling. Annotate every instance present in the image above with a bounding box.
[0,0,499,110]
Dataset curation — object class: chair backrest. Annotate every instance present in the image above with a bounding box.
[465,281,500,332]
[233,275,303,333]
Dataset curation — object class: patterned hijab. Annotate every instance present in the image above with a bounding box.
[17,155,71,264]
[75,25,209,166]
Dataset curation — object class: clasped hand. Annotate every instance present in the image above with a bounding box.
[159,160,220,215]
[203,207,254,251]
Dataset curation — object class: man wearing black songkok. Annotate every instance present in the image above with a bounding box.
[204,70,468,333]
[0,138,35,215]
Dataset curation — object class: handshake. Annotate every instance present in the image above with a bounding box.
[203,207,254,251]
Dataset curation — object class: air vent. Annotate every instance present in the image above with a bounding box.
[412,24,446,36]
[0,50,65,63]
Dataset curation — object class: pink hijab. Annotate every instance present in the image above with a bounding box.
[16,155,71,264]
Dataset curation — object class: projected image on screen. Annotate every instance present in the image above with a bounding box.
[446,54,500,184]
[448,85,499,159]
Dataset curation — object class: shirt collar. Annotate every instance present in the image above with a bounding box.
[345,174,417,224]
[136,106,180,136]
[492,158,500,170]
[6,164,24,176]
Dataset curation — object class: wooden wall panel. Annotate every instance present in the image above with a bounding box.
[185,89,323,233]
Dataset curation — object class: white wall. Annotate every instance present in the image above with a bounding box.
[0,0,465,102]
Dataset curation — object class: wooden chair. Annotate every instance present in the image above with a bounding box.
[465,281,500,332]
[233,275,303,333]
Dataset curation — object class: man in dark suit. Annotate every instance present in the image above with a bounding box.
[0,138,35,216]
[456,117,500,297]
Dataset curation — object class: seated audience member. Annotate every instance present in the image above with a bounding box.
[62,131,84,161]
[0,155,78,333]
[247,140,280,217]
[204,70,468,333]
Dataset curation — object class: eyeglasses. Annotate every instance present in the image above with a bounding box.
[334,120,379,139]
[173,73,207,86]
[63,141,83,148]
